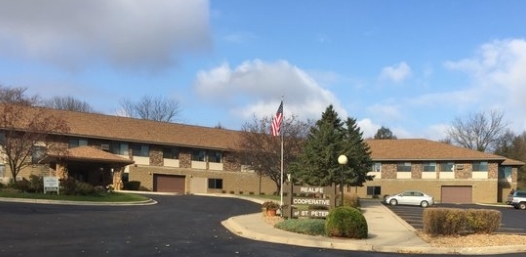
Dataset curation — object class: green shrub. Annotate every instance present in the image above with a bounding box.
[15,178,31,192]
[465,209,501,234]
[325,206,368,239]
[75,182,95,195]
[60,177,77,195]
[28,175,44,193]
[275,219,326,236]
[94,186,106,194]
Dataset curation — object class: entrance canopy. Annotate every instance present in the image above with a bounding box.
[45,146,135,168]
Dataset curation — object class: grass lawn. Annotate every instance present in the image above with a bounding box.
[0,189,150,202]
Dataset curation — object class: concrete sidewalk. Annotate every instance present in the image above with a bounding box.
[222,199,526,255]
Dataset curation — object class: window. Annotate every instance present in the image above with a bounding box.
[32,146,47,164]
[473,161,488,172]
[111,142,129,155]
[440,162,455,172]
[499,166,512,179]
[208,178,223,189]
[122,173,129,183]
[131,144,149,157]
[163,147,179,159]
[68,138,88,148]
[192,149,206,162]
[366,186,381,196]
[208,151,222,163]
[397,162,411,172]
[0,164,5,177]
[423,162,436,172]
[372,162,381,172]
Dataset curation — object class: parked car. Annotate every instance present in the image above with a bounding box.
[506,190,526,210]
[384,190,434,208]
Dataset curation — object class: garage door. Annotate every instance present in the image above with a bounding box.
[441,186,472,203]
[154,174,185,193]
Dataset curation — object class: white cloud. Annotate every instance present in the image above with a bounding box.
[357,118,379,139]
[0,0,211,72]
[444,38,526,133]
[193,59,347,121]
[379,62,412,83]
[367,104,403,121]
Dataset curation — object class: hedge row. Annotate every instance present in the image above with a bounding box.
[423,208,501,235]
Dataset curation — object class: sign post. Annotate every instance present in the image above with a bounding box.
[43,176,60,194]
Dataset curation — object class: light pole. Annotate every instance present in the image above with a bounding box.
[337,154,348,206]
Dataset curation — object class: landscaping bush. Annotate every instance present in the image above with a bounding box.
[344,193,360,208]
[423,208,465,235]
[465,209,501,234]
[423,208,501,236]
[60,177,77,195]
[325,206,368,239]
[275,218,325,236]
[123,181,141,190]
[15,175,44,193]
[28,175,44,193]
[75,182,95,195]
[15,178,31,192]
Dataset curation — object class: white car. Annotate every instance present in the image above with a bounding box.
[385,190,434,208]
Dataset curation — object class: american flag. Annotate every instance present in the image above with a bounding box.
[271,101,283,136]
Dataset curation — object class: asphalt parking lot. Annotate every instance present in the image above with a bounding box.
[3,194,526,257]
[384,202,526,235]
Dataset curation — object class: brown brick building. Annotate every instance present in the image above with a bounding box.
[1,106,523,203]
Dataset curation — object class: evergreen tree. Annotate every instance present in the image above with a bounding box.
[342,117,374,187]
[292,105,373,188]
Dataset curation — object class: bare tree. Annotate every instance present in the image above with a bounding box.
[373,126,397,139]
[0,87,70,181]
[235,115,311,194]
[0,85,40,105]
[44,96,95,113]
[118,95,181,122]
[447,110,507,152]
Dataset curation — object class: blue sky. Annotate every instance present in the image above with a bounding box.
[1,0,526,140]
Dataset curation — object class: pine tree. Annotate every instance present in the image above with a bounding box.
[342,117,374,188]
[292,105,373,189]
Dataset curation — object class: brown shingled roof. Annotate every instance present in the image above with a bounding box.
[503,158,525,166]
[10,105,243,151]
[6,105,523,166]
[48,146,134,164]
[365,139,508,162]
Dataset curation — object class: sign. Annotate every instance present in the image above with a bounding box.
[293,210,330,218]
[292,197,331,206]
[299,186,325,194]
[283,184,336,219]
[43,176,59,194]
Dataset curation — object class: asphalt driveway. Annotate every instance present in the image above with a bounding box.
[1,194,525,257]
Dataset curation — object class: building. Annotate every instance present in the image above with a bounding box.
[0,105,523,203]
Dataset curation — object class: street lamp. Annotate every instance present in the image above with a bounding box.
[337,154,348,206]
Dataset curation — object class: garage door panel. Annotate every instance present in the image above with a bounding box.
[441,186,472,203]
[154,174,185,194]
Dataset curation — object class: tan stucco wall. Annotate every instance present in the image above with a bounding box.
[129,165,276,195]
[356,179,499,203]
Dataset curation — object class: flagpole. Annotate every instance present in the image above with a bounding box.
[279,97,284,213]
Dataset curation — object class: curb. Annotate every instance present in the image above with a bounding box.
[0,196,158,206]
